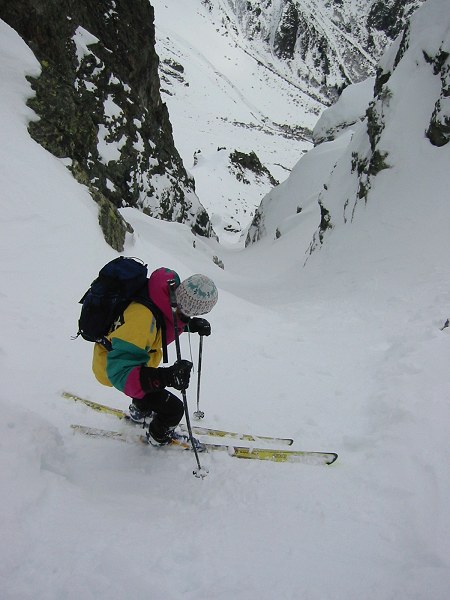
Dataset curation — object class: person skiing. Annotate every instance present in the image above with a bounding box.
[92,267,218,446]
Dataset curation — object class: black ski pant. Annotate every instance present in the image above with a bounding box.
[133,390,184,435]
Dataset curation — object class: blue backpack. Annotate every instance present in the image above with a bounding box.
[77,257,168,362]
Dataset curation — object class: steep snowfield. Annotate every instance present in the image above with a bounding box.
[1,1,450,599]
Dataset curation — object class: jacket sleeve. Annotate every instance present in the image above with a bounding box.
[105,303,162,398]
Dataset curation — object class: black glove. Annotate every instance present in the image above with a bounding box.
[188,317,211,336]
[140,360,193,392]
[140,366,167,393]
[164,359,193,391]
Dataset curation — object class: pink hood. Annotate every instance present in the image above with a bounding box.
[147,267,186,345]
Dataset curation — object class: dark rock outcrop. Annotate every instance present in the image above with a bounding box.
[0,0,215,250]
[425,50,450,147]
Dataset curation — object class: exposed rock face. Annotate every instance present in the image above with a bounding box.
[367,0,419,42]
[273,2,300,60]
[229,150,278,187]
[424,50,450,147]
[0,0,215,250]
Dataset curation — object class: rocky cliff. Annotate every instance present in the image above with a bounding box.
[0,0,215,250]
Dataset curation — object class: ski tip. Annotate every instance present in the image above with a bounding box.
[326,453,338,465]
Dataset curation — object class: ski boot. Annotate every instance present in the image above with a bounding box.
[128,402,153,424]
[146,421,206,452]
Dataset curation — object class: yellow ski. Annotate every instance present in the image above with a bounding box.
[62,391,294,445]
[70,424,338,465]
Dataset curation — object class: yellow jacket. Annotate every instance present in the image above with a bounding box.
[92,302,163,398]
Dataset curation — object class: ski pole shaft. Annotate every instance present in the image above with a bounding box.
[194,335,205,419]
[168,280,205,477]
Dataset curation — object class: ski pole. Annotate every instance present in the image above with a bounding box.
[194,335,205,419]
[168,280,208,479]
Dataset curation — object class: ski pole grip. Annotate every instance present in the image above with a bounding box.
[168,279,178,309]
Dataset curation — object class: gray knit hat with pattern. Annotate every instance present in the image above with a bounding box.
[175,274,218,317]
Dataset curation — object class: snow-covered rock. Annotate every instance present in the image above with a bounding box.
[312,77,375,144]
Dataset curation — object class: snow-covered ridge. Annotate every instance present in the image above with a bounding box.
[245,0,449,259]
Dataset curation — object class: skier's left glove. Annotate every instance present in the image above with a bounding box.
[188,317,211,336]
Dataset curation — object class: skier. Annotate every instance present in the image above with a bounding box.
[92,267,218,446]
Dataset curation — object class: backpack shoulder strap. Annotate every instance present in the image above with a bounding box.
[134,290,168,364]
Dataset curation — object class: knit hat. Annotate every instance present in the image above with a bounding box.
[175,274,218,317]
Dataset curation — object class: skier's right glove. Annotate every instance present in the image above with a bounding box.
[165,359,193,390]
[140,360,193,393]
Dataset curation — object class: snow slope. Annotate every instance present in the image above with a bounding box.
[1,1,450,598]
